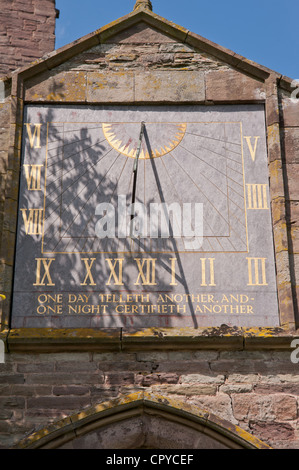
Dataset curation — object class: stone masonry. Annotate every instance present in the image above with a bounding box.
[0,3,298,450]
[0,0,58,77]
[1,349,299,449]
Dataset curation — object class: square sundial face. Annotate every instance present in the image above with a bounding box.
[11,104,280,329]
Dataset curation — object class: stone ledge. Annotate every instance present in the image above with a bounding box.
[6,328,122,352]
[1,326,298,352]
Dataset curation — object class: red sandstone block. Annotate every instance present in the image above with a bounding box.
[283,99,299,127]
[284,128,299,164]
[105,372,135,385]
[90,385,119,399]
[26,372,104,385]
[0,363,13,374]
[284,163,299,200]
[272,395,297,421]
[288,201,299,225]
[53,385,90,396]
[7,385,52,397]
[34,8,55,18]
[97,361,152,372]
[27,396,91,410]
[250,421,295,442]
[206,69,266,102]
[18,11,46,23]
[135,373,179,386]
[16,363,54,373]
[154,361,210,374]
[12,2,35,13]
[0,409,13,420]
[55,362,98,372]
[0,397,25,408]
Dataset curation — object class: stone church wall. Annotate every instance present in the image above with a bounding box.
[1,349,299,449]
[0,4,299,450]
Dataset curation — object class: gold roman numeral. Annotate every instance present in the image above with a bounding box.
[25,123,42,149]
[33,258,55,286]
[246,184,268,210]
[244,136,260,162]
[80,258,96,286]
[247,257,268,286]
[20,208,43,235]
[23,164,43,191]
[169,258,178,286]
[200,258,216,286]
[105,258,124,286]
[134,258,157,286]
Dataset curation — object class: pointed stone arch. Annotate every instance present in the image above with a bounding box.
[16,392,271,449]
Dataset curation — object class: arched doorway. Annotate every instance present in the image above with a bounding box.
[16,392,271,449]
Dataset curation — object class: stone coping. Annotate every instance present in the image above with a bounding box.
[0,5,294,88]
[15,391,271,449]
[1,326,298,352]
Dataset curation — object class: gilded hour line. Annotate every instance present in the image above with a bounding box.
[227,181,244,197]
[240,122,249,254]
[52,151,121,252]
[159,154,199,238]
[44,146,116,226]
[185,132,242,162]
[46,137,103,156]
[179,143,229,180]
[73,155,129,253]
[41,123,49,254]
[46,138,109,170]
[185,130,242,147]
[44,146,115,214]
[50,125,105,136]
[170,148,229,233]
[229,211,246,228]
[227,165,243,177]
[161,150,219,242]
[41,119,249,255]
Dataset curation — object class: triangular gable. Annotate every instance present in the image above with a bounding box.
[2,6,290,86]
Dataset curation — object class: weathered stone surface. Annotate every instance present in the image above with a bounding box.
[291,226,299,253]
[294,254,299,283]
[272,395,297,421]
[27,396,91,410]
[87,71,134,102]
[206,70,266,102]
[233,394,274,421]
[269,160,285,199]
[0,0,56,77]
[282,97,299,127]
[135,373,179,386]
[288,201,299,225]
[271,197,287,225]
[105,22,176,44]
[267,123,281,163]
[250,421,295,442]
[285,163,299,201]
[134,70,205,101]
[105,372,135,385]
[25,70,87,102]
[266,93,280,126]
[284,127,299,164]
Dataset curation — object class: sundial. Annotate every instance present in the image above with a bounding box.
[11,104,280,329]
